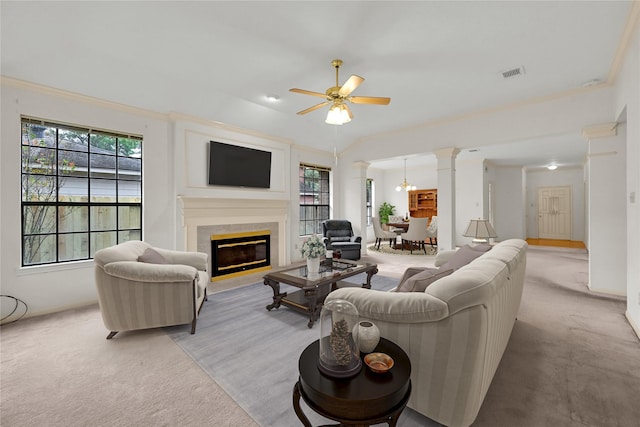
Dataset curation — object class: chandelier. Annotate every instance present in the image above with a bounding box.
[395,159,416,192]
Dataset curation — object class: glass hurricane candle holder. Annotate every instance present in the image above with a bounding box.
[317,299,361,378]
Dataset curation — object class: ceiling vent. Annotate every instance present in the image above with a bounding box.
[501,66,525,79]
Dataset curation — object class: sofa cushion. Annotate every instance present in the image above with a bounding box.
[328,235,351,242]
[438,244,487,272]
[426,258,509,314]
[396,267,454,293]
[138,247,168,264]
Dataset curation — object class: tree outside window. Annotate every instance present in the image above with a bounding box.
[21,118,142,266]
[299,164,330,236]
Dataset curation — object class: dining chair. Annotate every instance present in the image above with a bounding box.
[372,217,398,249]
[400,217,430,254]
[425,216,438,247]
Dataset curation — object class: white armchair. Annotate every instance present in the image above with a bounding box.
[94,241,209,339]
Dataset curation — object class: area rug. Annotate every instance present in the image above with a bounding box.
[368,243,437,256]
[165,273,438,427]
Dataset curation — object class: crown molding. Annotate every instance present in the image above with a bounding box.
[1,76,167,121]
[607,1,640,84]
[581,122,618,139]
[168,112,293,146]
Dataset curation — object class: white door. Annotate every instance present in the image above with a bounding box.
[538,186,571,239]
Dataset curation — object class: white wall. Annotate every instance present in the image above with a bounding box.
[493,167,526,240]
[455,159,486,246]
[613,19,640,335]
[587,128,627,295]
[525,167,586,241]
[0,79,173,316]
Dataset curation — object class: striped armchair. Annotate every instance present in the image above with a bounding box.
[326,239,528,427]
[94,241,209,339]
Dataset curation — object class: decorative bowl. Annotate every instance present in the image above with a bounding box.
[364,352,394,373]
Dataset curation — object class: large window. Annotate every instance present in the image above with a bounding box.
[21,118,142,266]
[299,163,330,236]
[366,178,374,226]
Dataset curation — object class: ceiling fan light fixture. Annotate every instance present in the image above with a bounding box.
[292,59,389,124]
[325,104,351,125]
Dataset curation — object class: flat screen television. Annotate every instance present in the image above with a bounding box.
[208,141,272,189]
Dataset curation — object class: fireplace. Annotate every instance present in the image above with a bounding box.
[210,230,271,281]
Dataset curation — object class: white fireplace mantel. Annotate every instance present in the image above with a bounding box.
[178,196,289,267]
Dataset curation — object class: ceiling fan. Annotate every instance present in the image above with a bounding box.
[290,59,391,125]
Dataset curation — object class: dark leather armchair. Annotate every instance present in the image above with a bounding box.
[322,220,362,260]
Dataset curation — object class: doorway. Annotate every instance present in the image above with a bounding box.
[537,186,572,239]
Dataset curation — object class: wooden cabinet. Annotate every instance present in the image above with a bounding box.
[408,189,437,219]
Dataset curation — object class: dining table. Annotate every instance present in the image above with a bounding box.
[387,221,410,232]
[387,221,411,250]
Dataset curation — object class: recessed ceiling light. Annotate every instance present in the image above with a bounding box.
[547,165,558,170]
[265,95,280,102]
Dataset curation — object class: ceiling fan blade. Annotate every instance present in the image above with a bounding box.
[343,103,354,119]
[290,88,327,98]
[338,75,364,97]
[296,101,330,115]
[349,96,391,105]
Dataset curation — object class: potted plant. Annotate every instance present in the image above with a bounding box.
[378,202,396,227]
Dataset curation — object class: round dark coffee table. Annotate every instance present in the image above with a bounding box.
[293,337,411,427]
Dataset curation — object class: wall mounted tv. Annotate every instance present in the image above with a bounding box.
[208,141,272,189]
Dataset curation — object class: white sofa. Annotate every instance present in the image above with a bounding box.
[94,241,209,339]
[326,239,528,427]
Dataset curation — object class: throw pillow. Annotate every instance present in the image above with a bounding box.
[396,268,454,293]
[137,248,168,264]
[438,244,486,272]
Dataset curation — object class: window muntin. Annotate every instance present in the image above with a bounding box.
[21,118,142,266]
[366,178,374,226]
[299,164,331,236]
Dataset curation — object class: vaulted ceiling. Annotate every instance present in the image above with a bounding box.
[1,1,634,169]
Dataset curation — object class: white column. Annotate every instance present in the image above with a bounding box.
[348,161,370,255]
[583,122,627,296]
[434,148,460,251]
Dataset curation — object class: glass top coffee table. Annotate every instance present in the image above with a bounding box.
[264,259,378,328]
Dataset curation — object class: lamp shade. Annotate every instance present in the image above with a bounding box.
[463,219,497,243]
[325,104,351,125]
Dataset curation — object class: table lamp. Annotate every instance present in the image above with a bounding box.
[463,219,497,244]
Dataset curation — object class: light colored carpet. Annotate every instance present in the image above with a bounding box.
[1,245,639,426]
[0,303,257,426]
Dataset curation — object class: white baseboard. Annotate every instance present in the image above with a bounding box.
[626,311,640,341]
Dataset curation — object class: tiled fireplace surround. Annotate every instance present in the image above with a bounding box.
[178,197,289,282]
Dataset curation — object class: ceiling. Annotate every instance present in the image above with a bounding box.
[1,1,633,170]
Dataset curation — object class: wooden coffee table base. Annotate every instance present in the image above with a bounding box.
[264,260,378,328]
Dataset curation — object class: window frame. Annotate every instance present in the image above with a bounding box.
[299,163,331,236]
[20,117,143,266]
[366,178,374,227]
